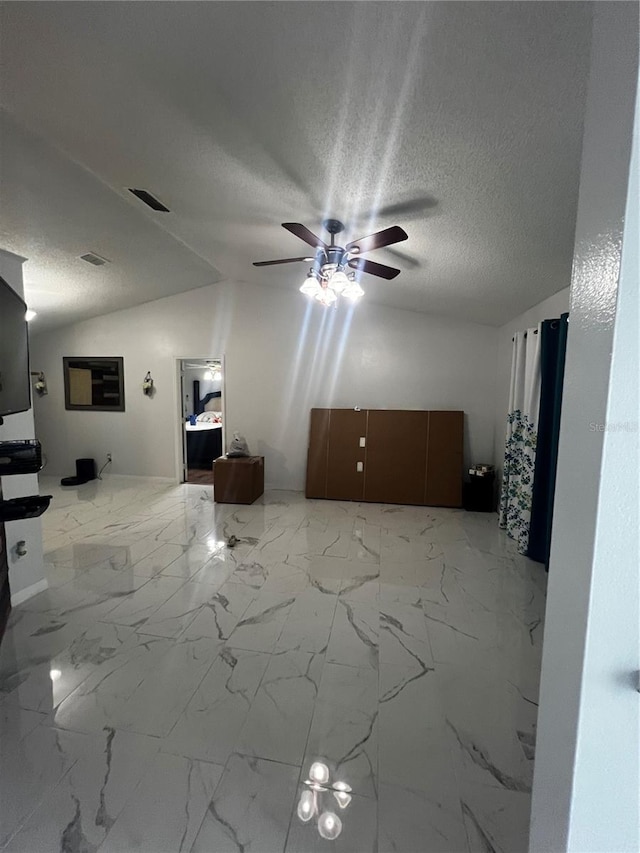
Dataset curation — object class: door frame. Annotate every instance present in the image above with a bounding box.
[174,356,226,483]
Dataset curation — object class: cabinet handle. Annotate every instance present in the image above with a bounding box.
[356,462,364,473]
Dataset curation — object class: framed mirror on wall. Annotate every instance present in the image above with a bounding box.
[63,357,125,411]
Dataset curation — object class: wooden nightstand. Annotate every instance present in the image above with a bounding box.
[213,456,264,504]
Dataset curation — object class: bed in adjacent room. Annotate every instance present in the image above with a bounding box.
[185,413,223,469]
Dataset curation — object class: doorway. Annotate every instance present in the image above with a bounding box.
[179,358,225,485]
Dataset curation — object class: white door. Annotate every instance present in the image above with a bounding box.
[179,361,188,483]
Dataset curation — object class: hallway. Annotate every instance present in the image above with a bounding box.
[0,477,546,852]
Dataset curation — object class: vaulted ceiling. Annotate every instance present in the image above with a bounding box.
[0,2,592,330]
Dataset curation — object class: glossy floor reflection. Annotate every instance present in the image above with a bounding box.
[0,476,547,852]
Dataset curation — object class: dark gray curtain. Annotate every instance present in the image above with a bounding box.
[528,313,569,567]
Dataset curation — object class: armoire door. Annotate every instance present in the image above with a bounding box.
[326,409,367,500]
[305,409,330,498]
[425,411,464,506]
[364,410,428,505]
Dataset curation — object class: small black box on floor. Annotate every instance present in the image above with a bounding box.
[463,470,495,512]
[61,457,97,487]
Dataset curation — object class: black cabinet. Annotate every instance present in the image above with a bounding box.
[463,472,495,512]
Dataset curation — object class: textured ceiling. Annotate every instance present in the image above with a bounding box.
[0,2,592,330]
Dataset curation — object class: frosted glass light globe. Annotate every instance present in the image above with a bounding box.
[343,280,365,301]
[300,275,321,297]
[314,287,337,306]
[328,270,349,293]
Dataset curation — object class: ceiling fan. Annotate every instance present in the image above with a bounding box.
[253,219,408,306]
[184,361,222,380]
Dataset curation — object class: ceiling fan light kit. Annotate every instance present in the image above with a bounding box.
[255,219,408,308]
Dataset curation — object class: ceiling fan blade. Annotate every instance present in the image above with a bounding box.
[253,257,313,267]
[282,222,328,250]
[346,225,408,254]
[348,258,401,280]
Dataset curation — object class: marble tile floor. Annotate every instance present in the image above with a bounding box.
[0,475,547,852]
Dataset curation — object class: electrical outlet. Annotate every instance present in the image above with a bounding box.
[106,452,112,462]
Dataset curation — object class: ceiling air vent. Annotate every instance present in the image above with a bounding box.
[80,252,110,266]
[128,188,170,212]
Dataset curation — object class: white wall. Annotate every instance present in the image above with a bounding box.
[567,72,639,852]
[30,281,499,490]
[530,4,639,850]
[494,287,571,479]
[0,249,47,603]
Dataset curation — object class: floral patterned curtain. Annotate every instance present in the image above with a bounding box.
[499,326,542,553]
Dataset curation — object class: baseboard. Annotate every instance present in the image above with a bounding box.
[40,473,175,484]
[11,577,49,606]
[102,474,175,483]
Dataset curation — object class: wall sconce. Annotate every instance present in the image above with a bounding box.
[142,372,154,397]
[30,371,48,396]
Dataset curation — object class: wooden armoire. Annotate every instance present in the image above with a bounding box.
[305,408,463,507]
